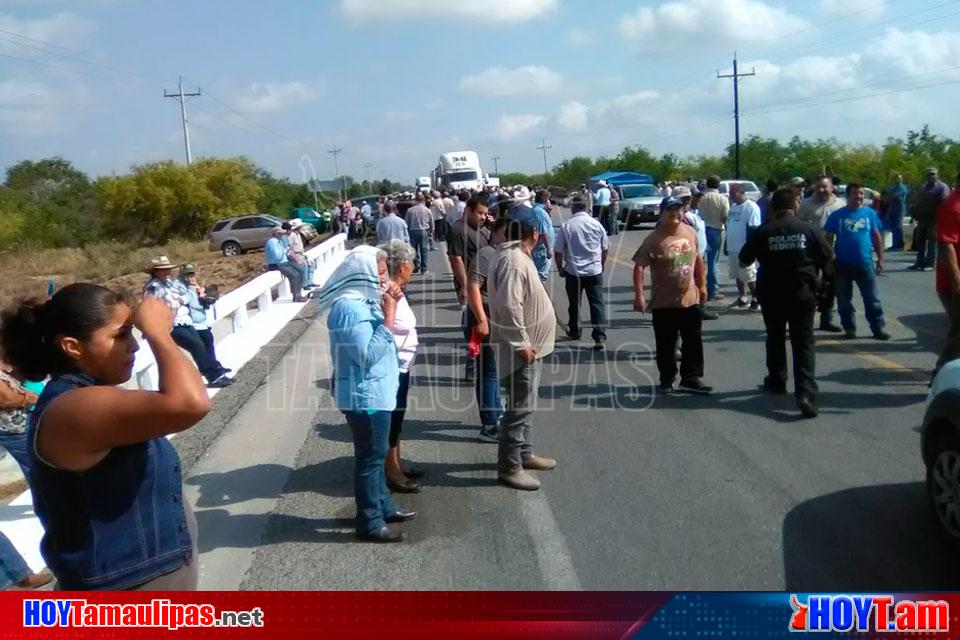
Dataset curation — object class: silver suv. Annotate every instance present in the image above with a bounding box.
[208,214,285,256]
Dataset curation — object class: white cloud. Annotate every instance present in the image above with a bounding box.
[459,65,563,96]
[566,28,595,47]
[234,81,320,113]
[0,79,87,135]
[339,0,557,24]
[493,114,544,140]
[557,101,589,131]
[0,12,95,47]
[866,28,960,76]
[818,0,886,18]
[620,0,808,51]
[385,110,415,123]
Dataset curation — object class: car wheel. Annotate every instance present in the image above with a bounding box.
[221,241,242,257]
[927,431,960,543]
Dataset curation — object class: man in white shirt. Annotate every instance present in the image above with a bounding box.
[555,195,609,349]
[429,192,447,248]
[726,183,762,310]
[593,180,612,234]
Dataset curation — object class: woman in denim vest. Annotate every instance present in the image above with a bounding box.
[0,284,211,590]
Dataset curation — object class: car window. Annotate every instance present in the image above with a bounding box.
[741,181,759,192]
[255,217,279,228]
[211,220,230,232]
[621,185,659,199]
[230,218,259,230]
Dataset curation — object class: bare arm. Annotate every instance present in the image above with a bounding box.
[940,243,960,293]
[466,280,489,336]
[633,263,647,313]
[0,378,37,410]
[449,254,468,302]
[39,298,211,472]
[872,230,885,272]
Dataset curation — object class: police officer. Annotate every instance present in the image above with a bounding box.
[738,188,834,418]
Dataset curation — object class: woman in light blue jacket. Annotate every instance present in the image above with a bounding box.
[316,246,414,543]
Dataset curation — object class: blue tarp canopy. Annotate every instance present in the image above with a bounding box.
[589,171,654,190]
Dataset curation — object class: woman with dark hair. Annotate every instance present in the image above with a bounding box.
[0,284,211,589]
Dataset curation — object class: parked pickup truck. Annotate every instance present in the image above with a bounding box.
[292,207,331,233]
[618,183,664,229]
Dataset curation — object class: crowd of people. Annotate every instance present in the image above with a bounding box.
[1,165,958,586]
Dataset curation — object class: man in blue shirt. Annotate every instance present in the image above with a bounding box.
[884,174,908,251]
[264,227,306,302]
[823,183,889,340]
[531,190,555,281]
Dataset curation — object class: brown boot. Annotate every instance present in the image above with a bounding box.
[10,570,54,590]
[522,454,557,471]
[498,468,541,491]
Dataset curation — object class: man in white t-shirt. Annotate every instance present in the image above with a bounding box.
[726,183,762,310]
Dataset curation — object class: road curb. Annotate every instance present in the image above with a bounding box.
[173,300,322,475]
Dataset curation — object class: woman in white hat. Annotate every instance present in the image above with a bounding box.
[285,220,315,289]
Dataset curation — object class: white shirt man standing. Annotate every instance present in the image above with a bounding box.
[554,195,609,349]
[726,183,762,310]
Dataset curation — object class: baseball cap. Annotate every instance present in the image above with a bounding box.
[180,263,196,275]
[506,203,539,228]
[790,176,806,187]
[672,185,692,198]
[660,196,683,211]
[927,167,939,175]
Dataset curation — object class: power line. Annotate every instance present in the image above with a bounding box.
[0,50,126,82]
[537,139,552,175]
[183,77,291,141]
[164,76,201,164]
[0,32,146,81]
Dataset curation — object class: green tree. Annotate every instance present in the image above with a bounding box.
[95,158,262,244]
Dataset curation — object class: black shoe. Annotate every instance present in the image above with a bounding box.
[357,526,404,543]
[872,329,891,341]
[679,378,713,395]
[797,395,819,418]
[385,510,417,524]
[478,424,499,443]
[387,478,421,494]
[657,382,675,394]
[761,378,788,395]
[566,330,581,341]
[907,264,924,271]
[293,296,308,303]
[819,323,843,333]
[843,328,857,340]
[403,467,425,479]
[700,308,720,321]
[207,375,233,389]
[593,338,606,351]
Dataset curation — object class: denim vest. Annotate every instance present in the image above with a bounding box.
[27,373,193,590]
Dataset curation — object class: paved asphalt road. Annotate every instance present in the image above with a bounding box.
[190,210,959,590]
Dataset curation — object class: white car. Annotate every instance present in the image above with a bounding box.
[922,359,960,546]
[718,180,762,202]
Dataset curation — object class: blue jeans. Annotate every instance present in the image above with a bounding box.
[344,411,398,535]
[171,324,226,382]
[886,209,904,250]
[834,263,885,332]
[464,308,502,427]
[0,431,32,588]
[409,230,429,273]
[705,226,723,298]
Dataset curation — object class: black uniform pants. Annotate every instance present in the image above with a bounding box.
[761,304,817,400]
[652,307,704,385]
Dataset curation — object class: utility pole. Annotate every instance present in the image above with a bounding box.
[328,147,343,200]
[491,155,501,176]
[536,139,552,177]
[164,76,201,164]
[717,53,755,179]
[363,163,373,186]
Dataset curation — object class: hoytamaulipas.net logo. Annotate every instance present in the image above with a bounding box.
[789,594,949,633]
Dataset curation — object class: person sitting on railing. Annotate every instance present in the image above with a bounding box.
[285,219,316,290]
[143,256,233,389]
[264,227,307,303]
[178,263,231,383]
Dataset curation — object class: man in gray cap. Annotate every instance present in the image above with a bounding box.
[488,204,557,491]
[909,168,951,271]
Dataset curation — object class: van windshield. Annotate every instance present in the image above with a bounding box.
[446,171,478,184]
[621,185,659,199]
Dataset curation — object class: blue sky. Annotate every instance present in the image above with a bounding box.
[2,0,960,184]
